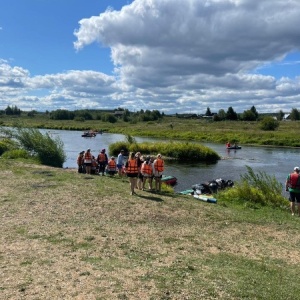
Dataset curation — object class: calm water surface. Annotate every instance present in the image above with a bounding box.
[45,129,300,192]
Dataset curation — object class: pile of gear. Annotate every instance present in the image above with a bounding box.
[192,178,234,194]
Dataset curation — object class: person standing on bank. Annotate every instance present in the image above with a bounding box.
[117,149,125,176]
[97,149,108,176]
[153,154,164,192]
[125,152,139,195]
[286,166,300,216]
[77,151,85,173]
[83,149,92,175]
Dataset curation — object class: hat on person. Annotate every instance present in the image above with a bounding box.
[294,167,300,171]
[111,156,115,159]
[101,149,105,153]
[80,151,84,154]
[157,153,162,158]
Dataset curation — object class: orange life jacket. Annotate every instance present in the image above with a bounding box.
[97,153,106,162]
[141,162,153,175]
[84,152,92,161]
[126,158,138,173]
[288,173,300,189]
[107,159,116,170]
[154,158,164,172]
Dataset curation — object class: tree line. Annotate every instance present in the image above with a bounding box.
[1,105,300,122]
[204,106,300,121]
[0,106,163,123]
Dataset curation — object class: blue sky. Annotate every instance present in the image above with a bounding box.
[1,0,300,114]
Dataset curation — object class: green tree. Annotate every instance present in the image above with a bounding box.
[290,108,300,121]
[217,109,226,121]
[205,107,212,116]
[242,110,256,121]
[50,109,74,120]
[226,107,238,120]
[278,110,284,121]
[250,105,259,120]
[103,114,117,123]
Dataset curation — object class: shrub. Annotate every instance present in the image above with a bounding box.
[0,138,18,155]
[109,140,220,163]
[2,149,30,159]
[218,166,289,208]
[2,128,66,168]
[259,116,279,131]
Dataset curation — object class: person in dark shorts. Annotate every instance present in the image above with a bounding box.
[125,152,139,195]
[286,166,300,216]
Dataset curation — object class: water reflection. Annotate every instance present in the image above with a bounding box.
[44,129,300,192]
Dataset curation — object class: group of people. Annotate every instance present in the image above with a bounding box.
[125,152,164,195]
[77,149,165,195]
[77,148,117,176]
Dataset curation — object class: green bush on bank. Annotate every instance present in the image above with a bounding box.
[0,127,66,168]
[109,140,220,163]
[218,166,289,208]
[0,138,18,155]
[2,149,30,159]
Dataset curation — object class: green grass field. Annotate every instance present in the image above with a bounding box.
[1,114,300,147]
[1,159,300,299]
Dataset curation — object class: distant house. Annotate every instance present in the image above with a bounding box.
[283,113,290,121]
[114,111,125,118]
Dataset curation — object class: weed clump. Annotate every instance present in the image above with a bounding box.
[1,127,66,168]
[218,166,289,208]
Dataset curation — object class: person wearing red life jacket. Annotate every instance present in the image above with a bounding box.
[125,152,139,195]
[153,153,164,192]
[286,166,300,216]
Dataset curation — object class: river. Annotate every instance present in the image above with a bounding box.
[45,129,300,192]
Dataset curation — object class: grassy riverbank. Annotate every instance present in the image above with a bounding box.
[1,114,300,147]
[1,159,300,299]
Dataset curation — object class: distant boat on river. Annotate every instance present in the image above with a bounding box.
[81,131,97,138]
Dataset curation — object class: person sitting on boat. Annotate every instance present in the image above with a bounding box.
[153,153,164,192]
[226,141,231,148]
[106,156,117,176]
[97,149,108,176]
[141,156,153,190]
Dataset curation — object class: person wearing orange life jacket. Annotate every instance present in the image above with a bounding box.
[106,156,117,176]
[97,149,108,176]
[286,166,300,216]
[77,151,85,173]
[83,149,92,174]
[153,153,164,192]
[141,156,153,190]
[125,152,139,195]
[91,156,99,174]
